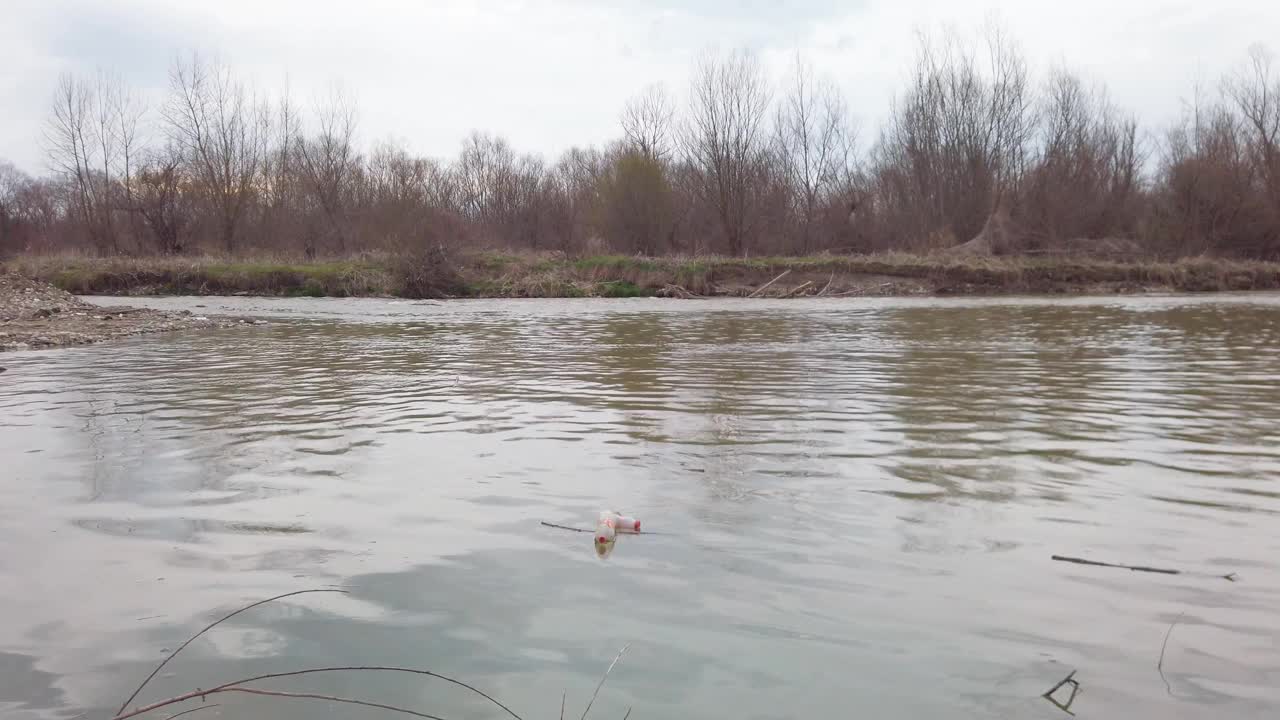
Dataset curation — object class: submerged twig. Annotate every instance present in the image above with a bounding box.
[110,662,524,720]
[116,589,347,714]
[162,706,219,720]
[1051,555,1237,582]
[217,666,522,720]
[1158,611,1186,696]
[219,687,449,720]
[541,521,592,533]
[1040,669,1080,715]
[580,644,631,720]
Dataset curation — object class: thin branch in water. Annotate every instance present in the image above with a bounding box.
[1051,555,1237,582]
[115,589,347,715]
[1040,669,1080,716]
[219,687,450,720]
[163,704,220,720]
[580,644,631,720]
[560,691,566,720]
[1158,611,1186,697]
[622,708,632,720]
[226,666,522,720]
[542,521,591,533]
[541,521,672,537]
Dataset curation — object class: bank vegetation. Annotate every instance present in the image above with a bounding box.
[2,27,1279,298]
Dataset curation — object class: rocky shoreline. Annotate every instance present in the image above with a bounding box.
[0,270,241,352]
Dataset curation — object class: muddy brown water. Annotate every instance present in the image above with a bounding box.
[2,294,1279,720]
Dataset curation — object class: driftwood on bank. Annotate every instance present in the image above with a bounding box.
[830,282,893,297]
[817,273,835,296]
[781,281,813,298]
[657,284,702,299]
[747,269,791,298]
[1051,555,1237,582]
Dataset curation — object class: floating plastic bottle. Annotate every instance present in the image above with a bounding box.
[595,511,618,546]
[613,515,641,533]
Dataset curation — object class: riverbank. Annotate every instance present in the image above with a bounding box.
[0,269,242,352]
[7,252,1280,300]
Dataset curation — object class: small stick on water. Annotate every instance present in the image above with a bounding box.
[116,589,347,714]
[541,521,591,533]
[560,691,566,720]
[540,521,670,536]
[1158,611,1186,696]
[580,644,631,720]
[622,708,632,720]
[748,269,791,298]
[1051,555,1237,582]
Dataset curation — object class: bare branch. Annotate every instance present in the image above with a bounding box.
[116,589,347,715]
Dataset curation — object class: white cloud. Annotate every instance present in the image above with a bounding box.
[2,0,1277,173]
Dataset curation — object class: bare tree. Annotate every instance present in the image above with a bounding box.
[44,72,139,254]
[133,143,190,255]
[774,55,853,253]
[297,88,359,256]
[162,53,267,253]
[1021,68,1142,245]
[621,84,676,162]
[682,50,772,256]
[1225,45,1280,205]
[874,25,1033,247]
[598,146,673,255]
[0,160,30,253]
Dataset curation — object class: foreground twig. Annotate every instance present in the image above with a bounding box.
[162,706,219,720]
[580,644,631,720]
[1158,611,1186,696]
[747,269,791,298]
[111,663,524,720]
[215,666,522,720]
[219,687,450,720]
[1040,669,1080,715]
[1051,555,1237,582]
[116,589,347,714]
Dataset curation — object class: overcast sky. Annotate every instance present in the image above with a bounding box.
[2,0,1277,173]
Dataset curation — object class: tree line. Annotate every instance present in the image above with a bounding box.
[2,29,1278,260]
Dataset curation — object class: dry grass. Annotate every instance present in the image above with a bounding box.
[7,250,1280,299]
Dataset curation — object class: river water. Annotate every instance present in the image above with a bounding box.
[2,294,1278,720]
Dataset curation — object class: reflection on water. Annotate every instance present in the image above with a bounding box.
[2,295,1279,720]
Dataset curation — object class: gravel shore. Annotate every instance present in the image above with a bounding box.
[1,269,239,352]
